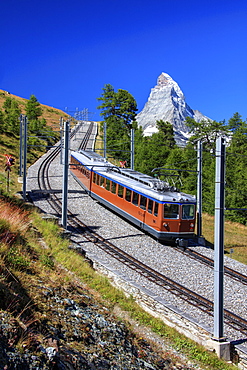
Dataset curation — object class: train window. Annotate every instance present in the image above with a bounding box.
[96,174,100,186]
[182,204,195,220]
[132,192,139,206]
[125,188,132,202]
[140,195,147,210]
[147,199,153,214]
[99,176,105,187]
[154,202,159,216]
[164,203,179,219]
[93,172,97,183]
[118,184,124,198]
[111,181,117,194]
[105,178,111,191]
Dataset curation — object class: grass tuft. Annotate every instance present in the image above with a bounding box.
[0,198,30,235]
[203,213,247,263]
[6,246,30,270]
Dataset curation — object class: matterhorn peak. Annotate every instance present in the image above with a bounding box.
[157,72,179,89]
[157,72,173,86]
[136,72,209,146]
[157,72,184,99]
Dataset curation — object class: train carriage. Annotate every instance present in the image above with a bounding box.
[70,150,197,244]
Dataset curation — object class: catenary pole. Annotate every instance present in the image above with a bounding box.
[22,116,28,200]
[104,121,107,159]
[60,117,64,165]
[214,136,226,340]
[19,115,23,177]
[197,140,202,236]
[61,120,70,229]
[131,128,134,170]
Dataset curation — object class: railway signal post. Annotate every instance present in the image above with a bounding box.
[4,154,15,192]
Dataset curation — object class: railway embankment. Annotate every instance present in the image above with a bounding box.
[71,239,247,369]
[0,196,208,370]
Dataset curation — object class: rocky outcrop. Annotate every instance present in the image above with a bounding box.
[136,73,210,146]
[0,267,192,370]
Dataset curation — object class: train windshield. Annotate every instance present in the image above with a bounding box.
[163,203,179,219]
[182,204,195,220]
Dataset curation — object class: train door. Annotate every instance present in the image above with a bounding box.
[162,203,180,233]
[180,204,196,232]
[145,199,160,231]
[89,170,95,194]
[138,194,147,228]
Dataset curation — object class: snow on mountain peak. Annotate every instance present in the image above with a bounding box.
[136,72,209,146]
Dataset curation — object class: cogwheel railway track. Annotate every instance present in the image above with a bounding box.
[35,122,247,336]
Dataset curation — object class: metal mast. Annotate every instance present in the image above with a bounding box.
[61,120,70,229]
[197,140,203,236]
[214,136,226,340]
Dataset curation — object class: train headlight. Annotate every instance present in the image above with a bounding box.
[190,223,194,230]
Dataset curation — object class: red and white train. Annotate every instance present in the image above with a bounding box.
[70,150,197,244]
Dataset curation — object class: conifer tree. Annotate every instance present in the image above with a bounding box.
[186,117,228,150]
[0,110,4,134]
[25,95,45,134]
[225,113,247,224]
[26,95,42,121]
[135,120,176,175]
[97,84,137,162]
[3,97,21,135]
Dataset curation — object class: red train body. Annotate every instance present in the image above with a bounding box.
[70,150,197,244]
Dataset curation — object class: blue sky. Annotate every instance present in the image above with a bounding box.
[1,0,247,123]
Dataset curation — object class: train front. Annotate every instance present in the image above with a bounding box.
[160,192,196,245]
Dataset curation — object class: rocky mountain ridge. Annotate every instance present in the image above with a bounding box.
[136,73,210,146]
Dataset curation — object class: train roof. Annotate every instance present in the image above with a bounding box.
[71,150,196,203]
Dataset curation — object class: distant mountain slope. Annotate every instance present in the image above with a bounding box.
[136,73,210,145]
[0,89,68,128]
[0,90,68,177]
